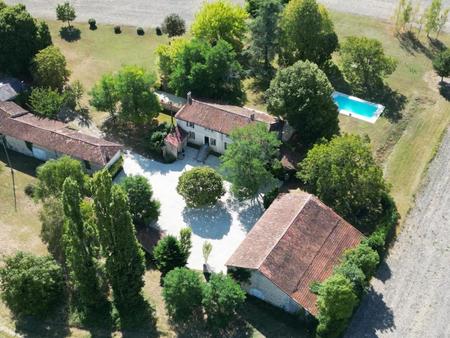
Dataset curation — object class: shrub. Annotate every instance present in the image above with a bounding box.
[202,273,246,328]
[334,261,366,297]
[24,183,35,197]
[177,167,225,207]
[162,268,204,323]
[153,235,187,277]
[155,26,162,35]
[120,175,160,226]
[342,243,380,279]
[137,27,145,35]
[114,25,121,34]
[263,187,279,209]
[88,18,96,30]
[161,13,186,37]
[29,87,65,119]
[0,252,64,317]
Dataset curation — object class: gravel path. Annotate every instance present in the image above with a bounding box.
[345,128,450,338]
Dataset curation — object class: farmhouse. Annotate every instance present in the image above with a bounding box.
[166,93,283,159]
[226,190,364,317]
[0,101,123,172]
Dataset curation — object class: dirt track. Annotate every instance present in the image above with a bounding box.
[345,128,450,338]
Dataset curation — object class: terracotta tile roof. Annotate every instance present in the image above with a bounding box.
[0,102,123,166]
[175,99,278,135]
[164,126,188,147]
[226,190,364,316]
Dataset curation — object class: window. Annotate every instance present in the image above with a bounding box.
[190,132,195,140]
[210,138,216,146]
[25,141,33,152]
[187,121,195,128]
[84,160,91,170]
[224,142,228,150]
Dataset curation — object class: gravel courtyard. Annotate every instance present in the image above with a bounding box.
[345,128,450,338]
[120,147,263,272]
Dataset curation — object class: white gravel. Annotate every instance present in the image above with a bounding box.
[119,147,263,273]
[345,128,450,338]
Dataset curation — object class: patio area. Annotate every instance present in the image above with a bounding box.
[119,147,264,272]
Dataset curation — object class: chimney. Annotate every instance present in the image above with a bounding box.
[250,113,255,121]
[187,91,192,105]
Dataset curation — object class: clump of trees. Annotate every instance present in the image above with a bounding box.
[220,123,281,200]
[177,167,225,207]
[0,252,64,317]
[90,65,161,125]
[266,60,339,146]
[161,13,186,37]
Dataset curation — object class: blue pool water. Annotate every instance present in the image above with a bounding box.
[333,93,379,118]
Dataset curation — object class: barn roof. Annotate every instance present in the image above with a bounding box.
[226,190,364,316]
[0,102,122,166]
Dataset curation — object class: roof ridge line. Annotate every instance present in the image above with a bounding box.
[195,99,257,121]
[256,193,312,270]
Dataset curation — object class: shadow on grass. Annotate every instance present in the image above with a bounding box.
[397,31,433,58]
[438,80,450,100]
[238,296,314,338]
[59,26,81,42]
[170,316,252,338]
[324,61,352,94]
[428,36,447,53]
[120,297,159,338]
[0,147,43,177]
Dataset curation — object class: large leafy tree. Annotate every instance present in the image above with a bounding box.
[62,178,109,316]
[0,252,64,317]
[89,74,119,118]
[162,268,204,323]
[92,170,147,326]
[120,175,160,226]
[191,0,248,53]
[0,3,52,76]
[246,0,283,88]
[316,273,359,338]
[169,38,245,104]
[220,123,281,200]
[433,49,450,81]
[32,46,70,91]
[340,36,397,93]
[297,135,392,234]
[266,60,339,146]
[279,0,338,67]
[202,273,246,328]
[156,37,189,90]
[29,87,65,119]
[177,167,225,207]
[153,235,188,277]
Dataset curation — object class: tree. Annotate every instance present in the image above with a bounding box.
[316,273,359,338]
[29,87,65,119]
[297,135,392,234]
[191,0,248,53]
[394,0,413,32]
[177,167,225,207]
[32,46,70,91]
[120,175,160,226]
[340,36,397,93]
[161,13,186,37]
[342,243,380,279]
[89,74,119,118]
[64,80,85,111]
[156,37,189,90]
[279,0,338,67]
[333,261,367,297]
[56,2,76,28]
[92,170,147,326]
[162,268,204,322]
[424,0,442,37]
[246,0,283,88]
[153,235,187,277]
[0,252,64,317]
[0,4,52,76]
[202,273,246,328]
[40,197,65,263]
[202,241,213,264]
[437,7,450,37]
[169,38,245,104]
[433,49,450,81]
[220,123,281,199]
[179,228,192,261]
[36,156,86,200]
[62,178,109,316]
[266,60,339,146]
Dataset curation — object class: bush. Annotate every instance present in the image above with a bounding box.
[153,235,187,277]
[342,243,380,279]
[161,13,186,37]
[202,273,246,328]
[162,268,204,323]
[120,175,160,226]
[263,187,279,209]
[24,183,35,197]
[0,252,64,317]
[88,18,96,30]
[114,25,121,34]
[137,27,145,36]
[177,167,225,207]
[29,87,65,119]
[155,26,162,35]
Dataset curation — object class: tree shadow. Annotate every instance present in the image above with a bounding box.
[171,316,252,338]
[365,85,407,123]
[345,287,395,338]
[374,260,392,283]
[438,81,450,100]
[428,36,447,54]
[182,202,232,239]
[324,61,352,94]
[59,27,81,42]
[397,31,433,59]
[0,147,43,176]
[120,297,159,337]
[58,107,93,127]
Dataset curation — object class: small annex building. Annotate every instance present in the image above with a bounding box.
[226,190,364,317]
[0,101,123,172]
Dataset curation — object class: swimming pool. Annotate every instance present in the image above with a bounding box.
[332,91,384,123]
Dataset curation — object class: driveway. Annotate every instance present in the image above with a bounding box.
[119,147,263,272]
[5,0,450,30]
[345,128,450,338]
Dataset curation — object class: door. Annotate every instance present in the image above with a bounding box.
[204,136,209,145]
